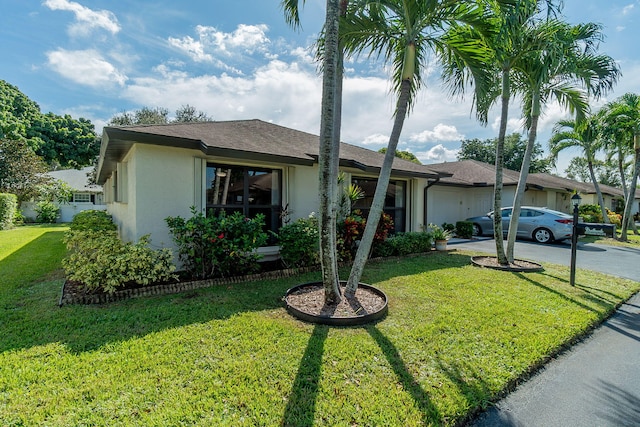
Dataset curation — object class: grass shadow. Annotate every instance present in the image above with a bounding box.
[281,325,329,427]
[366,325,442,424]
[513,272,607,314]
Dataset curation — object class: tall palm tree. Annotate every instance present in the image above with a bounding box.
[282,0,344,303]
[604,93,640,240]
[479,0,550,265]
[340,0,495,295]
[505,21,619,261]
[549,112,610,223]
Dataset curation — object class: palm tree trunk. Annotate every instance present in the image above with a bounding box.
[587,158,609,224]
[494,66,509,265]
[318,0,342,304]
[344,78,412,296]
[621,136,640,241]
[506,94,539,263]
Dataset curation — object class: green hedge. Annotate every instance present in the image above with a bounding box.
[63,212,176,293]
[0,193,18,230]
[372,232,434,257]
[456,221,474,239]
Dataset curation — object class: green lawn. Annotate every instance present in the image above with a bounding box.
[1,225,639,426]
[580,230,640,248]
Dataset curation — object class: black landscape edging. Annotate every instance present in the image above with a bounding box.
[470,255,544,272]
[284,281,388,326]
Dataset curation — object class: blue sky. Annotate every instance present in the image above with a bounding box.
[1,1,639,174]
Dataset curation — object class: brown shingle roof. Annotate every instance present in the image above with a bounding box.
[97,119,443,184]
[428,160,626,198]
[426,160,520,187]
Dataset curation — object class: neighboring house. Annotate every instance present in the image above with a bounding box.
[21,166,106,223]
[424,160,637,226]
[96,120,447,252]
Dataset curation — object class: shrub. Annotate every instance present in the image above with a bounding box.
[578,204,603,223]
[70,210,117,232]
[166,208,268,280]
[373,232,433,257]
[0,193,18,230]
[441,222,456,233]
[606,209,622,228]
[456,221,474,239]
[35,200,60,223]
[278,215,319,268]
[63,231,176,294]
[337,210,393,261]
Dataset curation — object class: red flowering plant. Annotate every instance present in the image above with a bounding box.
[337,210,394,261]
[166,207,267,279]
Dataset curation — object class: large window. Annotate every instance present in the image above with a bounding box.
[351,177,406,233]
[206,164,282,234]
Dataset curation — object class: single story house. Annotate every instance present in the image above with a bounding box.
[21,166,106,223]
[96,120,638,253]
[96,119,449,251]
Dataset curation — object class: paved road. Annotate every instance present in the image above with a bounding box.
[448,238,640,427]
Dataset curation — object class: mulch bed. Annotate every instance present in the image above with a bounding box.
[285,283,386,318]
[471,256,543,272]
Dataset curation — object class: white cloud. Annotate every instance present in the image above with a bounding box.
[360,134,389,146]
[490,115,525,134]
[622,4,635,15]
[46,49,127,87]
[410,123,464,142]
[416,144,459,164]
[168,36,213,63]
[169,24,271,62]
[43,0,120,36]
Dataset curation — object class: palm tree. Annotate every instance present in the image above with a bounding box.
[282,0,344,303]
[479,0,550,265]
[604,93,640,240]
[340,0,495,295]
[549,112,610,223]
[505,21,619,261]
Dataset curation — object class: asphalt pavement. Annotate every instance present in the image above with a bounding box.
[448,238,640,427]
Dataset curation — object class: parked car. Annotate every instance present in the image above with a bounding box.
[466,207,573,243]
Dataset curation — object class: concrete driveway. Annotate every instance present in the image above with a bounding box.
[448,238,640,427]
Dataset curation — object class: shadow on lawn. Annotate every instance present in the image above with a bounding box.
[282,325,329,427]
[281,324,443,426]
[0,247,470,355]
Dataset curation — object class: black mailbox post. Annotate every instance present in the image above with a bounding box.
[570,194,581,287]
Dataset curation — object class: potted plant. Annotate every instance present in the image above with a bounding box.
[428,223,452,251]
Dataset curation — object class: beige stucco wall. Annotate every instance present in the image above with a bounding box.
[426,185,518,226]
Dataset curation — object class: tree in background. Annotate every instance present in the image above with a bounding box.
[564,156,622,188]
[378,147,422,164]
[109,105,212,126]
[29,113,99,168]
[457,133,551,172]
[550,112,610,223]
[174,105,212,123]
[603,93,640,239]
[0,139,49,202]
[0,80,99,169]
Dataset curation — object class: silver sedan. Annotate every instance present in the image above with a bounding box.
[466,207,573,244]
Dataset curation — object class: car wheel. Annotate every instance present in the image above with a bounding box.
[533,228,553,244]
[472,224,482,236]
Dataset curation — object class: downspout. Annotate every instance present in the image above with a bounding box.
[424,177,441,229]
